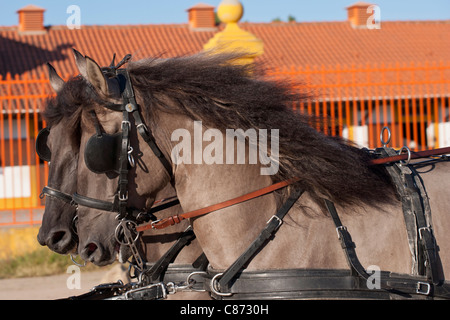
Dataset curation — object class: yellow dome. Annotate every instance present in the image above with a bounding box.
[217,0,244,24]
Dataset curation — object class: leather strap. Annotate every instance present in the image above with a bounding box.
[377,147,442,284]
[131,108,173,177]
[72,192,179,223]
[218,188,304,291]
[40,186,73,204]
[370,146,450,165]
[72,192,118,212]
[140,226,198,283]
[137,177,301,231]
[323,198,448,297]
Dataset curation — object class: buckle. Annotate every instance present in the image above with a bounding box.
[416,281,431,295]
[418,227,431,240]
[124,282,167,300]
[118,191,128,201]
[336,225,348,239]
[266,215,283,229]
[121,120,131,130]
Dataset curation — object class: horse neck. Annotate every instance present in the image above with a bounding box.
[154,112,280,269]
[128,112,206,264]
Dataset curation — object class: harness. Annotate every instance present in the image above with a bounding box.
[37,54,450,300]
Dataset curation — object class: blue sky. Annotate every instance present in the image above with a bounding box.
[1,0,449,26]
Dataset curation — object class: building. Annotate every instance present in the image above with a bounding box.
[0,1,449,220]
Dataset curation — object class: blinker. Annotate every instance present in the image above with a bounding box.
[36,127,51,162]
[84,132,122,174]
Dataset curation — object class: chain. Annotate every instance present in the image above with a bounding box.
[114,218,146,273]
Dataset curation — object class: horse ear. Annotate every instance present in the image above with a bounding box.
[46,63,65,93]
[72,48,87,78]
[85,56,109,96]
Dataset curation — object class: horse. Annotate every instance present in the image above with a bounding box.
[49,50,450,299]
[36,65,79,255]
[37,51,209,299]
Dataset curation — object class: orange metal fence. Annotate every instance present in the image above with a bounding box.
[0,61,449,226]
[0,72,52,226]
[267,60,450,150]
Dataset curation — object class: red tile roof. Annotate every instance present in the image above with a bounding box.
[0,20,449,100]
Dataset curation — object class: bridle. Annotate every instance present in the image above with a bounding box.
[71,59,174,224]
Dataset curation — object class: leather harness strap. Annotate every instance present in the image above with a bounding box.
[377,147,442,284]
[217,188,304,292]
[136,177,301,232]
[369,146,450,165]
[40,186,73,204]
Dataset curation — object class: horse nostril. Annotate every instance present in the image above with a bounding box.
[85,243,98,257]
[39,229,75,254]
[51,231,66,245]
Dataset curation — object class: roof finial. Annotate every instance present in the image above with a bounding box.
[203,0,263,65]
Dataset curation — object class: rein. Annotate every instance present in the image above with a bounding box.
[369,146,450,165]
[137,143,450,232]
[137,178,301,231]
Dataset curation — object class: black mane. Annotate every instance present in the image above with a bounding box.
[128,52,395,209]
[43,52,395,210]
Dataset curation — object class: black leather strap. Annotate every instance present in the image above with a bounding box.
[40,186,73,204]
[206,267,450,300]
[132,109,173,177]
[72,192,118,212]
[72,192,179,223]
[218,188,304,291]
[323,198,450,297]
[141,226,198,283]
[376,147,442,284]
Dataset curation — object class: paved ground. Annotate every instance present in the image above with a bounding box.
[0,270,108,300]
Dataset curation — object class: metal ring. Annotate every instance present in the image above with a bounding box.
[114,222,127,246]
[114,222,128,245]
[380,126,391,147]
[399,146,411,166]
[70,254,86,267]
[114,220,139,246]
[71,215,78,235]
[186,271,207,292]
[210,273,233,297]
[128,146,135,167]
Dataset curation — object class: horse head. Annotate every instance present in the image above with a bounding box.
[66,52,196,267]
[36,51,131,257]
[36,63,79,254]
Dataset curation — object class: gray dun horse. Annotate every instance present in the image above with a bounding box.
[37,51,209,299]
[41,49,450,299]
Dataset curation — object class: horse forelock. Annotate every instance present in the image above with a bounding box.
[42,75,94,151]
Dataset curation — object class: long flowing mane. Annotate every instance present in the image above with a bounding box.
[128,52,395,210]
[42,52,395,211]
